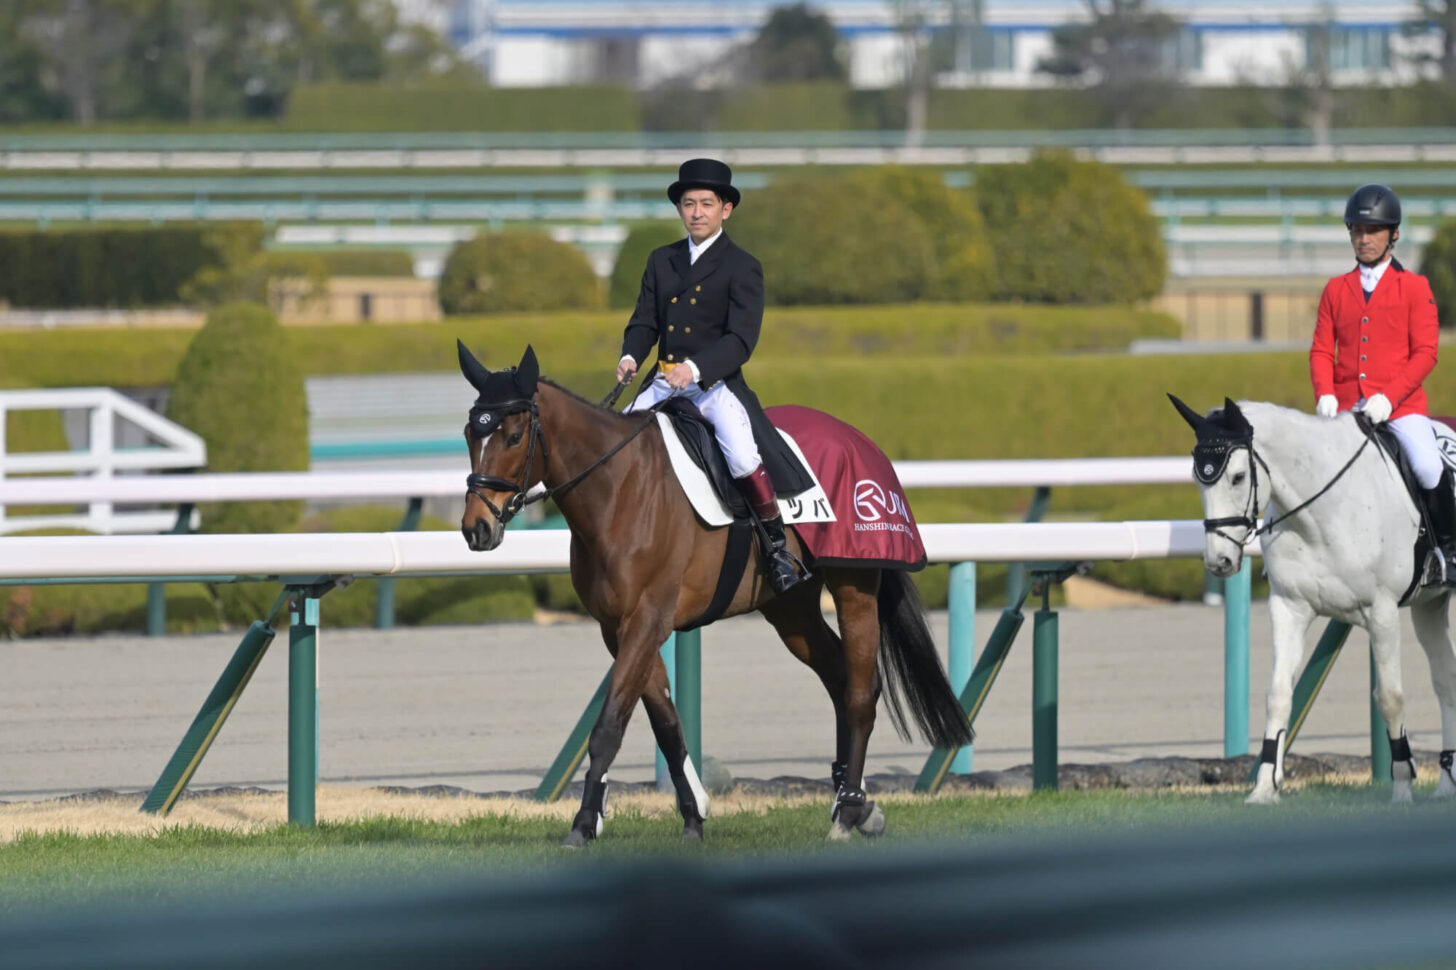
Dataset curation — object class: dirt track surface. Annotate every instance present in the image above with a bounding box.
[0,603,1443,803]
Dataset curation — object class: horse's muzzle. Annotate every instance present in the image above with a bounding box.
[463,516,504,552]
[1205,549,1241,578]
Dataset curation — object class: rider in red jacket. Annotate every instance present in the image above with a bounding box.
[1311,183,1455,584]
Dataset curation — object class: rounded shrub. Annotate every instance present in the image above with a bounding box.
[438,231,602,315]
[845,166,996,301]
[975,150,1166,303]
[608,222,684,309]
[728,173,934,305]
[167,301,308,535]
[1420,219,1456,329]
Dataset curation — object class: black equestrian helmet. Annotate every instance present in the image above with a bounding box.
[1344,183,1401,228]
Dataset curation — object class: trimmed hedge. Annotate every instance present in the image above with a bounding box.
[976,151,1166,303]
[0,223,263,309]
[438,231,603,315]
[728,172,934,305]
[165,303,308,537]
[1421,219,1456,329]
[608,223,684,309]
[314,249,416,278]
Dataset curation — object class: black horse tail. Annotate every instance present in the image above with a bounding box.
[876,570,975,748]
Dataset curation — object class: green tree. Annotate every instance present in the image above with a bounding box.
[1420,219,1456,329]
[745,3,845,82]
[976,150,1165,303]
[1405,1,1456,81]
[439,232,603,315]
[1036,0,1183,129]
[608,223,684,309]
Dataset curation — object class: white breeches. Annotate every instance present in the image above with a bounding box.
[628,375,762,478]
[1388,413,1445,490]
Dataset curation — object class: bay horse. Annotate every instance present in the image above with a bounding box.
[1170,396,1456,804]
[458,342,972,845]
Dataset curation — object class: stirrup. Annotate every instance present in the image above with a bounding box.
[1422,549,1456,588]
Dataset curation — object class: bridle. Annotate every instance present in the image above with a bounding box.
[1196,417,1377,549]
[464,378,663,527]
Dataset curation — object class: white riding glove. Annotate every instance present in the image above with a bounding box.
[1361,393,1393,424]
[1316,395,1338,419]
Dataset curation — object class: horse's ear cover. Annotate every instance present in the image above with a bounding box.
[515,345,539,397]
[1167,393,1209,433]
[1222,397,1253,437]
[458,339,492,394]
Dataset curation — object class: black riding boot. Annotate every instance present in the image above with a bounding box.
[1422,468,1456,586]
[736,466,807,594]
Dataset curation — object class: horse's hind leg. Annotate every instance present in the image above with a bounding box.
[1250,594,1314,804]
[1368,603,1415,803]
[1410,594,1456,798]
[760,575,883,839]
[824,569,884,839]
[639,653,710,841]
[564,605,674,848]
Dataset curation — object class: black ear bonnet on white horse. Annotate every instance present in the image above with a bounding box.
[1169,394,1254,485]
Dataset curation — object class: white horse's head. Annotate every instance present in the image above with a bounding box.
[1169,394,1264,578]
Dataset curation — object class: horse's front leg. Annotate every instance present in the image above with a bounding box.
[639,652,710,842]
[1410,594,1456,798]
[1368,604,1415,803]
[564,603,674,848]
[1249,594,1314,805]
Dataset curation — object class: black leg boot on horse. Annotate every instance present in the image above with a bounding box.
[1421,468,1456,586]
[735,465,808,594]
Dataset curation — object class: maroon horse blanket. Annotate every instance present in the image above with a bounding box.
[767,405,926,571]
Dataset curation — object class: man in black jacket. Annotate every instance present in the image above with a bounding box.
[615,158,809,593]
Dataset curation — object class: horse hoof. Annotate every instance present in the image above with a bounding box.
[682,826,704,844]
[562,829,591,849]
[1431,780,1456,800]
[826,821,853,841]
[1244,788,1280,806]
[1392,782,1415,805]
[855,801,886,838]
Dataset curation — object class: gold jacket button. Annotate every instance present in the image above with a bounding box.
[671,297,678,303]
[684,327,691,333]
[668,354,675,361]
[667,325,674,332]
[690,298,697,305]
[695,285,701,291]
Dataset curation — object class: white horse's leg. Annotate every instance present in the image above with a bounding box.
[1248,594,1312,805]
[1410,594,1456,798]
[1368,604,1415,804]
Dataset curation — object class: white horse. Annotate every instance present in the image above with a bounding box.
[1169,395,1456,804]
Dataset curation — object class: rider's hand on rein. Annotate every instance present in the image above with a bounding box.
[1316,395,1338,419]
[1360,393,1393,424]
[616,356,637,382]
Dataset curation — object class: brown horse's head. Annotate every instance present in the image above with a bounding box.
[458,340,542,552]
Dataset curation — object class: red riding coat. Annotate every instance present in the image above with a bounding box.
[1310,261,1439,420]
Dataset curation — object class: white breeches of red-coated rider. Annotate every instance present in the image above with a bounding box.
[628,375,762,478]
[1387,412,1445,490]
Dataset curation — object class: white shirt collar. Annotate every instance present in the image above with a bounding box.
[1359,256,1392,292]
[688,229,722,265]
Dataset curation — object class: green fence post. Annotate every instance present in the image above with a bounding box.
[1032,595,1059,792]
[139,614,280,816]
[288,587,320,827]
[375,497,423,631]
[916,584,1032,793]
[1006,487,1051,608]
[1224,558,1251,757]
[1370,649,1391,784]
[655,634,677,791]
[146,503,194,637]
[536,670,611,802]
[947,561,977,774]
[676,628,702,774]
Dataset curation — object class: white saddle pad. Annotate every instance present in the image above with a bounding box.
[655,412,836,528]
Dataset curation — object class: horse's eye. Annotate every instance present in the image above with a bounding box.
[1231,472,1246,486]
[507,431,523,447]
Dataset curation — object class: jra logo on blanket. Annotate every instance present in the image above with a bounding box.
[853,479,910,523]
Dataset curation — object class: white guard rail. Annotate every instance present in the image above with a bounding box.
[0,457,1195,508]
[0,522,1253,582]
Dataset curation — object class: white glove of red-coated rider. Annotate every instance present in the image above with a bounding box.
[1316,395,1338,419]
[1361,393,1393,424]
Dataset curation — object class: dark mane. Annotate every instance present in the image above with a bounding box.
[540,376,634,419]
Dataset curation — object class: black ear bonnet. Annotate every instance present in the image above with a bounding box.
[458,341,540,439]
[1168,394,1253,485]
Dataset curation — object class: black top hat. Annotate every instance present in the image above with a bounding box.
[668,158,740,207]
